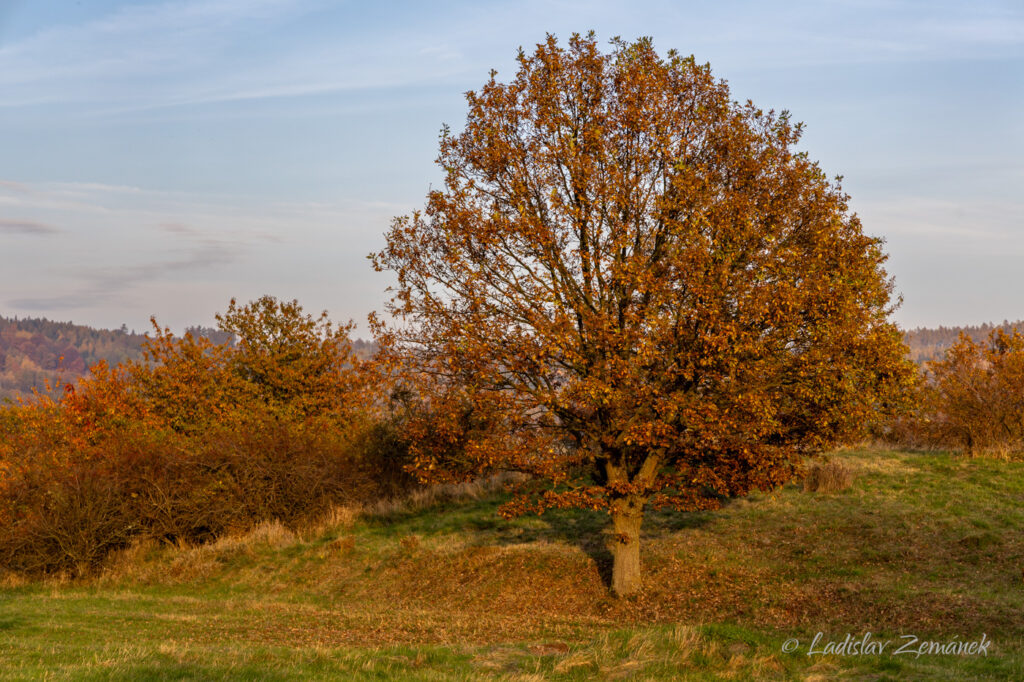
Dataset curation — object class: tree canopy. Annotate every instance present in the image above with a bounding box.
[372,33,915,596]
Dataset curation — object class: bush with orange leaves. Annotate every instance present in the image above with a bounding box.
[0,296,410,576]
[902,329,1024,457]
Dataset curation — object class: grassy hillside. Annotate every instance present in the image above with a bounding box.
[1,448,1022,680]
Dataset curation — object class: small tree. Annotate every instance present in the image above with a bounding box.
[918,329,1024,455]
[216,296,360,420]
[371,33,915,596]
[128,323,241,434]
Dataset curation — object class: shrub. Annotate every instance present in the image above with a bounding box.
[350,419,420,499]
[0,407,390,574]
[215,296,361,420]
[0,297,398,576]
[912,329,1024,456]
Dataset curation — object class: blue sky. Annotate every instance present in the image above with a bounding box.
[1,0,1021,333]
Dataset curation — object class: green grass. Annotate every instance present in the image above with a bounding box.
[1,448,1022,680]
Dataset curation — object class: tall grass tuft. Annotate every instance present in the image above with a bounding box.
[802,460,854,493]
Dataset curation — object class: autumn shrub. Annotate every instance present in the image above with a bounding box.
[0,423,215,574]
[0,296,405,576]
[215,296,361,419]
[126,325,243,435]
[0,405,384,576]
[1,464,133,574]
[12,419,404,573]
[207,414,379,524]
[350,418,420,498]
[904,329,1024,456]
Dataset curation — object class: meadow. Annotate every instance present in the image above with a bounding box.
[1,447,1020,680]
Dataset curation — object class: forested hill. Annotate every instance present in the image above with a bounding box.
[0,316,148,401]
[903,320,1024,365]
[0,315,378,402]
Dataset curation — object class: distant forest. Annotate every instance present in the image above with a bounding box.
[0,317,146,401]
[0,313,1019,401]
[902,320,1024,364]
[0,315,378,402]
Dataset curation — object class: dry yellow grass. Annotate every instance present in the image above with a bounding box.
[98,473,528,586]
[361,471,528,517]
[802,460,854,493]
[101,519,299,584]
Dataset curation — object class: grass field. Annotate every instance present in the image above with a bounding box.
[1,448,1021,680]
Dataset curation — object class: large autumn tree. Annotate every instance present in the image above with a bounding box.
[372,33,915,596]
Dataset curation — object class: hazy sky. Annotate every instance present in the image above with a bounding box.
[1,0,1021,334]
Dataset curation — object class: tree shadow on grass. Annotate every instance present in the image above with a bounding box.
[491,505,717,588]
[78,664,293,681]
[0,616,23,631]
[361,492,718,589]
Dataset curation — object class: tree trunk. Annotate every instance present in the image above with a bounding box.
[609,496,645,597]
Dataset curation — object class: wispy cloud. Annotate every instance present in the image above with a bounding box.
[0,217,59,235]
[159,221,198,236]
[9,223,245,310]
[2,0,1021,109]
[0,0,311,108]
[0,0,480,113]
[0,179,30,192]
[0,179,390,326]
